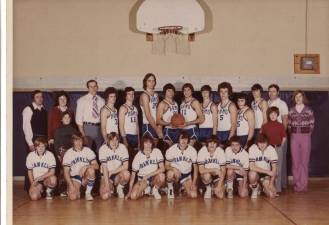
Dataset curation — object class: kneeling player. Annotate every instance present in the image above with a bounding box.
[126,135,165,200]
[26,137,57,200]
[248,134,278,198]
[99,132,130,199]
[63,133,99,201]
[225,136,249,198]
[197,135,226,199]
[166,131,198,199]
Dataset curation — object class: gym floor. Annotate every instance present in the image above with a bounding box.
[13,179,329,225]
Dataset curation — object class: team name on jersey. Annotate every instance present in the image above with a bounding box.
[139,159,158,169]
[172,155,193,163]
[31,162,50,169]
[71,156,90,165]
[230,158,243,167]
[204,158,221,165]
[169,104,179,113]
[254,156,270,163]
[180,103,192,115]
[150,95,158,109]
[203,108,211,115]
[127,110,137,117]
[104,155,122,162]
[219,108,229,120]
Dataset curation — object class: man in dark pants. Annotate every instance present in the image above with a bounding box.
[22,90,48,191]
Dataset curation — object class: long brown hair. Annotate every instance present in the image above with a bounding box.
[292,90,309,105]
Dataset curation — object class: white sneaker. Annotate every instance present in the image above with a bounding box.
[85,193,94,201]
[227,188,233,199]
[144,185,151,195]
[251,186,259,199]
[45,192,53,200]
[60,191,68,197]
[204,186,212,199]
[167,187,175,199]
[152,187,161,200]
[117,185,125,199]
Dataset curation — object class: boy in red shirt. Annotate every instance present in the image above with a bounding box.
[261,106,286,193]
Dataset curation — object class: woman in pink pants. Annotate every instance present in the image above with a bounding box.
[288,90,314,192]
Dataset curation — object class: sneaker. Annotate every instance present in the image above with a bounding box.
[60,191,68,197]
[117,185,125,199]
[167,187,175,199]
[251,186,258,199]
[45,192,53,200]
[144,185,151,195]
[204,186,212,199]
[227,188,233,199]
[85,193,94,201]
[152,187,161,200]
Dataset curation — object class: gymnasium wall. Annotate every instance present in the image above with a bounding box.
[13,0,329,91]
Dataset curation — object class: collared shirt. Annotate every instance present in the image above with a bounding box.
[197,146,226,169]
[132,148,164,177]
[63,147,96,176]
[225,147,249,170]
[99,143,129,171]
[249,144,278,171]
[268,98,288,123]
[166,144,197,174]
[22,102,45,145]
[75,93,105,125]
[26,150,56,178]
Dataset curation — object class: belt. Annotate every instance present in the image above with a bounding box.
[273,144,281,148]
[83,122,100,126]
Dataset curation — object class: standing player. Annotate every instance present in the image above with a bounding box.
[26,137,57,200]
[236,92,255,148]
[156,83,180,144]
[63,133,99,201]
[99,132,130,200]
[248,134,278,198]
[126,135,165,200]
[100,87,119,141]
[225,136,249,198]
[197,135,226,199]
[119,87,140,149]
[180,83,205,145]
[140,73,162,140]
[217,82,237,146]
[199,85,218,144]
[251,84,268,138]
[166,131,198,199]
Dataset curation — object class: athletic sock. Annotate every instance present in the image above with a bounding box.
[168,182,173,189]
[46,187,53,195]
[85,179,95,194]
[227,180,233,190]
[251,184,258,189]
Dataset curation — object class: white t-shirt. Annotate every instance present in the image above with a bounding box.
[197,146,226,169]
[63,147,96,176]
[26,150,56,178]
[248,144,278,171]
[165,144,197,174]
[268,98,288,123]
[132,148,164,177]
[225,147,249,170]
[99,143,129,171]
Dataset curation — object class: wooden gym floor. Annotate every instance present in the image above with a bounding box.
[13,179,329,225]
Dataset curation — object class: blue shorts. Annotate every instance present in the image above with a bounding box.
[137,175,153,184]
[212,175,220,183]
[254,128,261,141]
[126,134,139,149]
[179,172,192,184]
[238,135,248,147]
[142,124,158,139]
[183,127,199,141]
[71,175,83,184]
[258,173,270,181]
[199,128,213,143]
[164,128,180,143]
[217,131,230,143]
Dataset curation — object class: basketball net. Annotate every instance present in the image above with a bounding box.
[152,26,191,55]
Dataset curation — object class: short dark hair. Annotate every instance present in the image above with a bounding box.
[266,106,279,121]
[72,133,83,141]
[61,111,72,120]
[182,83,194,92]
[141,135,155,150]
[292,90,309,105]
[178,130,190,142]
[268,84,280,92]
[32,90,42,99]
[34,137,48,147]
[104,87,117,99]
[86,79,98,88]
[236,92,248,101]
[106,132,120,142]
[229,136,241,145]
[163,83,176,95]
[206,135,218,146]
[201,85,212,93]
[54,90,70,106]
[143,73,157,90]
[251,83,263,93]
[256,133,269,144]
[124,87,135,97]
[218,82,233,96]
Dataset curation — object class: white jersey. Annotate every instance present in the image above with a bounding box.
[123,104,138,135]
[99,143,129,172]
[217,101,232,131]
[225,147,249,170]
[162,100,179,129]
[249,144,278,171]
[166,144,197,174]
[141,91,159,125]
[237,108,249,136]
[63,147,96,177]
[199,101,214,129]
[132,148,164,177]
[252,100,264,129]
[103,105,119,134]
[180,99,198,129]
[197,146,226,169]
[26,150,56,178]
[268,98,288,123]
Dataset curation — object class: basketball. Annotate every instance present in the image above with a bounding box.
[171,113,185,128]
